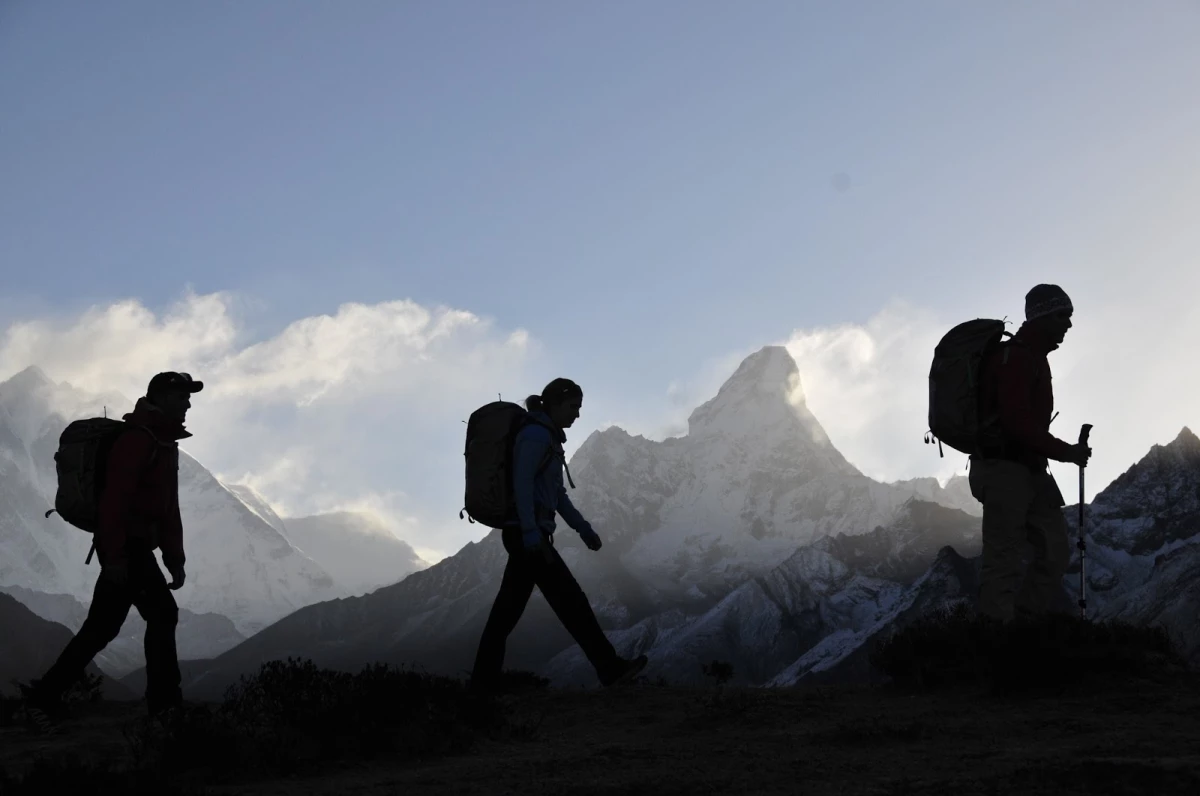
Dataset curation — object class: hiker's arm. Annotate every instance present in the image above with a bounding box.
[96,431,154,566]
[512,427,550,536]
[161,474,185,573]
[997,349,1076,462]
[556,488,590,533]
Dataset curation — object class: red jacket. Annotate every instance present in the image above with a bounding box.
[95,397,190,570]
[978,322,1076,471]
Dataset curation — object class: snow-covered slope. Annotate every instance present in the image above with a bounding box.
[1066,427,1200,663]
[542,499,981,687]
[0,366,345,635]
[222,482,430,597]
[222,482,290,537]
[770,545,981,686]
[279,511,429,596]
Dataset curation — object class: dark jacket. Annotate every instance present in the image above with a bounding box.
[978,322,1076,471]
[95,398,190,570]
[511,411,590,544]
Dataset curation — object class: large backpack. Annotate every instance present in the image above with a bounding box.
[44,417,159,563]
[925,318,1011,458]
[459,401,559,530]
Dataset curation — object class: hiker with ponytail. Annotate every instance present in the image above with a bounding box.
[470,378,648,692]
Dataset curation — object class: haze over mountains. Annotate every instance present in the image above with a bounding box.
[2,346,1196,698]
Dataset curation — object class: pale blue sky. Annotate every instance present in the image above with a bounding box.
[3,2,1200,558]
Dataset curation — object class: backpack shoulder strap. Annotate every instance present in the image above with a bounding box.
[1000,336,1027,365]
[522,417,577,488]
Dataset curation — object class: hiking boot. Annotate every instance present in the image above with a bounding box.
[599,655,648,687]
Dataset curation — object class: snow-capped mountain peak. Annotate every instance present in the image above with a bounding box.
[686,347,850,467]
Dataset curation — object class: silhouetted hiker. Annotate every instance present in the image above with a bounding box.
[971,285,1092,622]
[468,378,647,693]
[24,372,201,726]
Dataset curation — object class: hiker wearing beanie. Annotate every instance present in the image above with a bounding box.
[971,285,1092,622]
[470,378,648,693]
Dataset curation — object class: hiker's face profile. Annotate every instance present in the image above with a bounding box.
[1045,310,1073,345]
[157,390,192,422]
[550,397,582,429]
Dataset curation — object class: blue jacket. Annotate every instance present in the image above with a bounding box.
[512,411,591,547]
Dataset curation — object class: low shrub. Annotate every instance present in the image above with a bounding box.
[868,602,1189,694]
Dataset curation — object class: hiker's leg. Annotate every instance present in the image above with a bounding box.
[36,569,133,699]
[129,550,181,713]
[532,544,619,675]
[1015,470,1072,617]
[471,542,536,689]
[971,459,1037,623]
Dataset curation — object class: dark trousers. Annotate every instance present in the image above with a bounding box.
[471,528,618,687]
[970,458,1073,622]
[38,546,182,712]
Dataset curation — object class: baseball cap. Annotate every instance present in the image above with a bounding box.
[147,371,204,395]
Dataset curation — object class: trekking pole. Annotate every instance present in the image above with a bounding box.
[1077,423,1093,620]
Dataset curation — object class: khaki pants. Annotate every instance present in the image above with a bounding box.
[969,458,1073,622]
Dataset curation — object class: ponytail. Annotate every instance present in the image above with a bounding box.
[524,378,582,414]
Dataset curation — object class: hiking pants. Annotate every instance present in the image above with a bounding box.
[471,528,619,687]
[38,545,182,712]
[969,458,1072,622]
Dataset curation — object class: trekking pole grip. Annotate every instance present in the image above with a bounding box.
[1079,424,1092,447]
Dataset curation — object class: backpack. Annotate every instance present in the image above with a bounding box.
[924,318,1012,458]
[44,417,160,563]
[459,401,562,530]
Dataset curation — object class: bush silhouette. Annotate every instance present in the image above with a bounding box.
[869,602,1189,694]
[702,660,734,687]
[2,657,526,792]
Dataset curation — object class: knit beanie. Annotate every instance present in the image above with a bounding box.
[1025,284,1073,321]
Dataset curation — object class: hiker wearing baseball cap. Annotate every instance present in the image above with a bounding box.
[970,285,1091,622]
[26,371,203,722]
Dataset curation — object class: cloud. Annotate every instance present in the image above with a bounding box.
[0,290,539,562]
[783,299,948,484]
[0,292,239,395]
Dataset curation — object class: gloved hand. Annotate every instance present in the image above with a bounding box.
[580,527,603,551]
[168,565,186,591]
[1068,442,1092,468]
